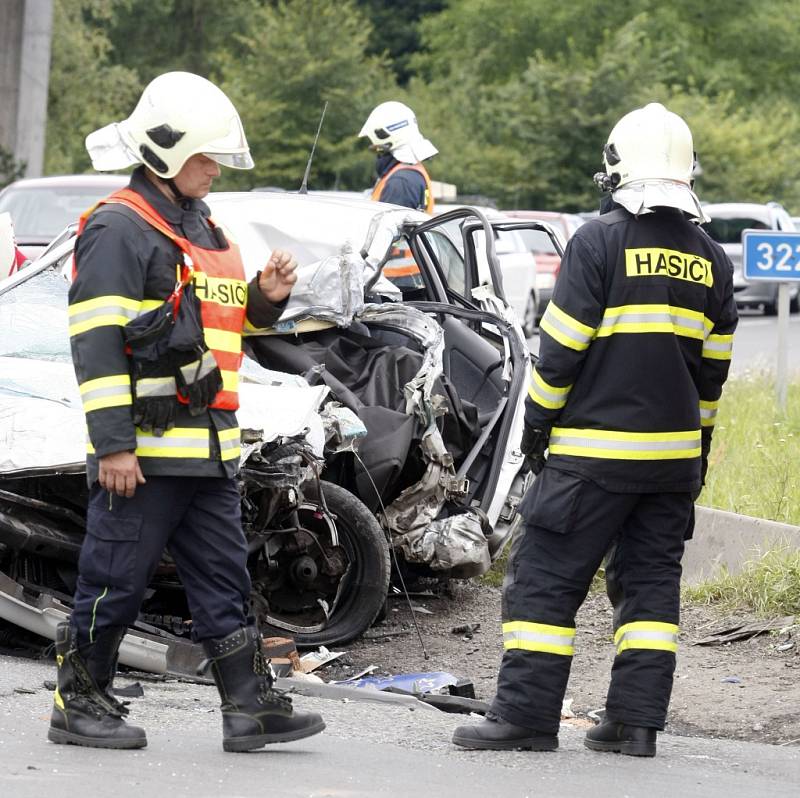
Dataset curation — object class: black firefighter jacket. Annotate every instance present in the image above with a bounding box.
[526,206,738,493]
[68,167,283,484]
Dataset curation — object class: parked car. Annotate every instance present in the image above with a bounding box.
[0,191,534,657]
[701,201,800,315]
[504,211,582,323]
[0,174,128,259]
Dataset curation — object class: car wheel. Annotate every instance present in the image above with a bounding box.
[790,293,800,314]
[521,291,537,338]
[764,300,778,316]
[252,480,390,647]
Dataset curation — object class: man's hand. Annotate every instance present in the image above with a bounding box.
[521,425,549,475]
[258,250,298,304]
[98,451,146,498]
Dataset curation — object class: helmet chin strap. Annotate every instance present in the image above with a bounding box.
[162,176,186,203]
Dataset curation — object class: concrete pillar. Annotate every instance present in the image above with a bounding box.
[0,0,54,177]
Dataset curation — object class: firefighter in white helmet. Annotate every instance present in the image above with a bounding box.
[453,103,737,757]
[360,101,437,212]
[50,71,324,752]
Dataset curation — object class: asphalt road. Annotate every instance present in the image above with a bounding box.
[1,656,799,798]
[529,311,800,376]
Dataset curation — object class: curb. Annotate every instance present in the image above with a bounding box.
[682,505,800,585]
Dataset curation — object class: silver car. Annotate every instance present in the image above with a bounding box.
[701,201,800,315]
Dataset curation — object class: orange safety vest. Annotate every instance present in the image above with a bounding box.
[372,163,433,282]
[77,188,247,411]
[371,162,434,214]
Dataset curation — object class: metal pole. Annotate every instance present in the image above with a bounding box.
[776,282,789,413]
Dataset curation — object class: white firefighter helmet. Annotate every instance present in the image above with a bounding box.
[601,102,707,222]
[359,101,438,165]
[85,72,253,178]
[603,102,695,186]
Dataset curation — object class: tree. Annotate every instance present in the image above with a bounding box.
[216,0,396,192]
[45,0,140,175]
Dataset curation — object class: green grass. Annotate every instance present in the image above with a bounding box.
[683,546,800,616]
[700,372,800,524]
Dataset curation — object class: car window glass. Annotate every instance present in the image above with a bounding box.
[701,217,768,243]
[0,187,110,240]
[0,267,72,361]
[423,229,466,296]
[517,229,557,255]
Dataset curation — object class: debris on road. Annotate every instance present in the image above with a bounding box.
[693,616,795,646]
[451,623,480,639]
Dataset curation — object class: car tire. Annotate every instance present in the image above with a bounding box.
[254,480,390,647]
[764,300,778,316]
[521,291,538,338]
[790,293,800,314]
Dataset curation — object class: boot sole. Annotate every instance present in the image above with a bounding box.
[583,737,656,757]
[48,727,147,750]
[223,719,326,752]
[452,733,558,752]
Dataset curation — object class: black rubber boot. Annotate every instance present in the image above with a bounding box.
[48,622,147,749]
[83,624,130,713]
[452,713,558,751]
[584,720,657,757]
[203,624,325,752]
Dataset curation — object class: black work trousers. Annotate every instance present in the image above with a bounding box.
[72,476,250,644]
[491,466,691,735]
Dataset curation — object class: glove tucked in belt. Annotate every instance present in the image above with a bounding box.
[168,283,223,416]
[123,303,178,437]
[521,424,549,475]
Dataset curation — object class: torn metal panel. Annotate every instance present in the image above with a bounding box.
[391,510,491,578]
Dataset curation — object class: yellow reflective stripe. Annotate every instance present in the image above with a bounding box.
[503,620,576,656]
[68,295,141,336]
[221,369,239,392]
[615,621,679,654]
[549,427,701,460]
[702,333,734,360]
[205,327,242,353]
[218,428,241,461]
[699,399,719,428]
[528,367,572,410]
[135,427,210,459]
[140,299,165,312]
[539,302,595,351]
[596,304,706,340]
[78,374,132,413]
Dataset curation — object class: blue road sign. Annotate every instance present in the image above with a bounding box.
[742,230,800,281]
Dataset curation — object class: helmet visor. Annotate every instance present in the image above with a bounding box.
[205,151,254,170]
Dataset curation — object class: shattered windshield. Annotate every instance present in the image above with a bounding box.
[0,267,72,362]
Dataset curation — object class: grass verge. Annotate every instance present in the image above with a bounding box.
[683,545,800,616]
[700,372,800,524]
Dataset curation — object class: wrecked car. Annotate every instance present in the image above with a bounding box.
[0,192,555,657]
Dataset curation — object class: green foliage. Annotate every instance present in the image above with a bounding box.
[699,374,800,525]
[683,547,800,616]
[42,0,800,210]
[0,146,26,189]
[216,0,395,191]
[45,0,140,175]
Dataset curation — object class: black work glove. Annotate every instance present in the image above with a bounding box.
[521,424,549,475]
[168,283,223,417]
[173,346,224,416]
[123,303,178,437]
[693,427,713,501]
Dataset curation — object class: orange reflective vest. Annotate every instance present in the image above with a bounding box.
[77,188,247,411]
[371,162,434,214]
